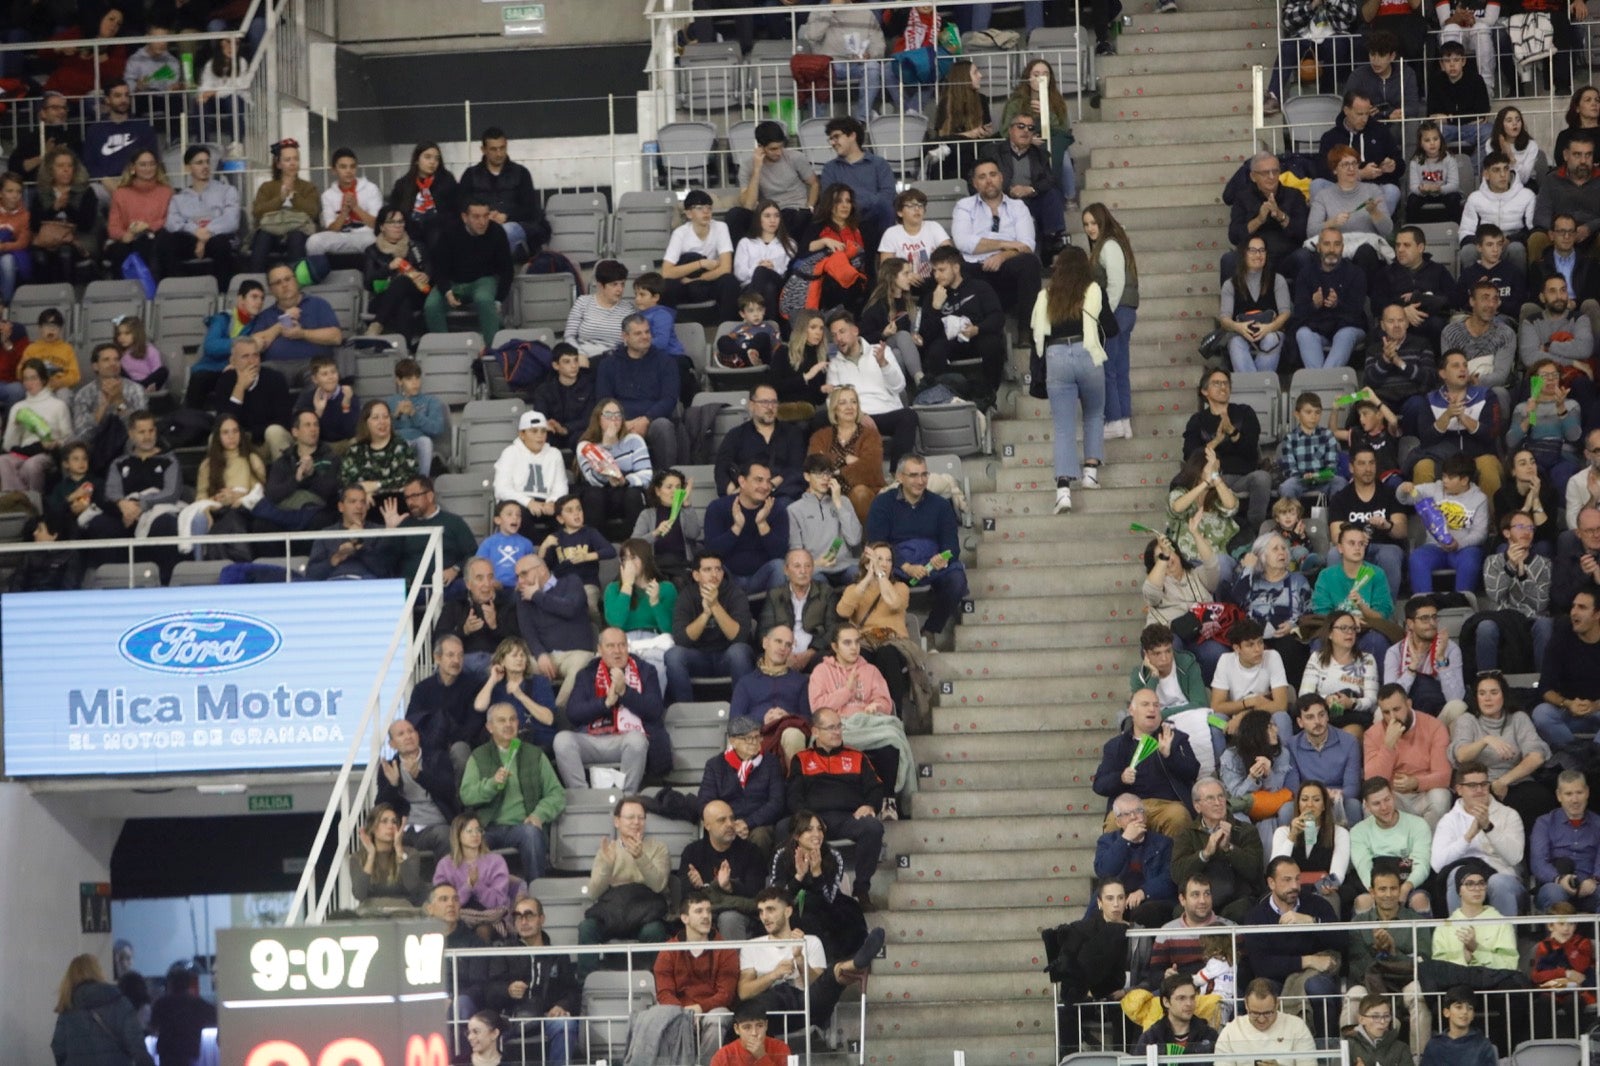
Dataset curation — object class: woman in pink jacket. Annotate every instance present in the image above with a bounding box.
[107,148,172,277]
[807,624,906,804]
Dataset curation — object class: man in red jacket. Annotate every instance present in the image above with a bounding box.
[787,708,886,910]
[653,892,739,1059]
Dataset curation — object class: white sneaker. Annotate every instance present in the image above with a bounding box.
[1121,419,1134,439]
[1082,465,1101,488]
[1054,486,1073,513]
[1102,422,1121,441]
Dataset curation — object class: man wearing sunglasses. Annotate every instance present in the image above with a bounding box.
[980,114,1065,248]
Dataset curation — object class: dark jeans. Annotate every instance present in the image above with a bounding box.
[249,229,308,272]
[868,407,920,468]
[925,329,1006,390]
[907,558,969,635]
[156,229,237,285]
[817,806,885,894]
[664,642,758,704]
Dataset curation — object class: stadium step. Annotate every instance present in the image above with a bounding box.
[1102,69,1259,100]
[1126,8,1276,30]
[1117,25,1275,52]
[1097,45,1268,77]
[914,759,1102,790]
[898,849,1097,884]
[1070,117,1256,151]
[882,906,1071,944]
[865,997,1057,1040]
[864,1038,1057,1066]
[882,936,1049,972]
[1078,181,1226,211]
[889,877,1085,912]
[952,618,1144,650]
[963,592,1147,626]
[1091,140,1253,169]
[870,968,1055,1002]
[887,814,1109,854]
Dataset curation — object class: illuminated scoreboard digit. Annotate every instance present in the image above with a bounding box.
[217,921,448,1066]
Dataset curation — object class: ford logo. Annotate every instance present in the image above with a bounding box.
[118,612,283,675]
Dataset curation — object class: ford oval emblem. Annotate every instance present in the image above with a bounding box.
[118,611,284,675]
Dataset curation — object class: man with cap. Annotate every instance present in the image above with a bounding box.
[493,410,568,539]
[698,715,786,855]
[710,997,791,1066]
[679,799,767,940]
[662,188,739,322]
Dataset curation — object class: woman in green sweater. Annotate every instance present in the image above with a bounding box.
[602,538,677,696]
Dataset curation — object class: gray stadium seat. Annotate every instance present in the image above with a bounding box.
[676,464,717,510]
[869,112,930,180]
[531,877,591,946]
[677,41,743,113]
[1230,371,1284,445]
[580,971,656,1061]
[353,346,402,403]
[546,192,610,268]
[612,191,678,263]
[549,788,622,872]
[8,282,77,337]
[84,562,162,589]
[432,472,494,538]
[662,701,729,786]
[414,333,482,406]
[81,279,148,349]
[304,279,364,335]
[169,559,232,586]
[657,121,719,188]
[1282,95,1341,153]
[152,279,219,357]
[508,273,577,336]
[914,403,988,457]
[1287,367,1360,430]
[798,117,832,168]
[675,322,708,384]
[746,40,797,110]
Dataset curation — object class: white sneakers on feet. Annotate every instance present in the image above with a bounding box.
[1102,419,1134,439]
[1082,464,1101,488]
[1054,486,1073,513]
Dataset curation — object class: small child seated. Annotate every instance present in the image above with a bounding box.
[1193,934,1236,1024]
[476,499,535,588]
[386,357,446,475]
[632,272,684,358]
[28,308,81,390]
[714,292,782,370]
[1397,453,1490,594]
[1530,902,1595,1007]
[539,493,616,617]
[1405,120,1462,223]
[1277,392,1345,500]
[292,354,357,444]
[1270,496,1323,576]
[114,316,167,390]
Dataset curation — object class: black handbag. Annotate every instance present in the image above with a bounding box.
[583,881,667,939]
[1098,300,1121,341]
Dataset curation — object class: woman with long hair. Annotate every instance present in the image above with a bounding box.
[350,802,426,913]
[195,36,250,142]
[1451,671,1554,828]
[51,953,154,1066]
[106,148,171,275]
[1493,447,1564,558]
[575,397,652,541]
[433,811,514,939]
[807,385,885,523]
[1488,105,1543,187]
[1219,236,1291,372]
[629,468,702,581]
[602,538,677,694]
[767,808,869,963]
[768,309,829,416]
[1082,203,1138,439]
[388,141,459,244]
[1183,366,1273,531]
[363,205,431,339]
[1219,710,1299,824]
[27,147,100,283]
[1001,57,1078,209]
[734,199,795,323]
[248,138,318,272]
[927,59,994,181]
[1555,86,1600,165]
[798,184,868,316]
[1270,779,1351,911]
[1031,243,1106,515]
[1298,609,1377,735]
[858,256,925,388]
[473,636,559,752]
[339,400,419,500]
[1167,447,1241,577]
[191,413,266,546]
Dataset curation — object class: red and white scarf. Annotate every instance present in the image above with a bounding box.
[724,747,764,785]
[413,174,436,216]
[589,657,645,735]
[1400,633,1447,679]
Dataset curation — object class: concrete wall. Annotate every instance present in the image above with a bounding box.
[333,0,649,51]
[0,784,122,1066]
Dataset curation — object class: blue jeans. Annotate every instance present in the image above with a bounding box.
[914,560,970,635]
[1046,342,1106,481]
[827,60,885,122]
[1295,325,1366,368]
[1534,701,1600,748]
[970,1,1045,31]
[502,221,528,256]
[483,821,550,881]
[1474,614,1554,672]
[1442,119,1493,155]
[730,557,787,594]
[665,643,759,704]
[518,1016,579,1066]
[0,249,31,303]
[1229,332,1283,372]
[1408,543,1483,594]
[1446,870,1527,916]
[1170,633,1227,687]
[1103,306,1135,422]
[1278,474,1347,500]
[1364,542,1405,605]
[1537,880,1600,912]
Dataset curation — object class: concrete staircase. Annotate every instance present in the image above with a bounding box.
[859,1,1269,1061]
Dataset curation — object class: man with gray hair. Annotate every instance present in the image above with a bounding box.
[1169,776,1265,921]
[1092,689,1200,839]
[1530,771,1600,912]
[209,335,292,457]
[1094,793,1178,927]
[405,633,480,777]
[1566,434,1600,529]
[865,454,968,640]
[1226,150,1310,282]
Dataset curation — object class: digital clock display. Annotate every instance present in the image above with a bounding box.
[218,920,447,1066]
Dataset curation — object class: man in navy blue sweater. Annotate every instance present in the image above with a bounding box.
[1240,856,1346,1039]
[704,460,790,593]
[596,315,681,467]
[865,454,967,639]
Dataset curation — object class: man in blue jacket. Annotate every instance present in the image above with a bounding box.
[596,315,681,467]
[1095,794,1177,927]
[704,460,790,593]
[698,715,786,855]
[1092,690,1201,839]
[865,454,967,640]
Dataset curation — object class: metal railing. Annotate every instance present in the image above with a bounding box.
[1059,910,1600,1056]
[446,936,869,1065]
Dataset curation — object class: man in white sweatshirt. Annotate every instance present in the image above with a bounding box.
[306,148,383,258]
[1458,153,1536,269]
[1431,760,1528,916]
[493,410,569,535]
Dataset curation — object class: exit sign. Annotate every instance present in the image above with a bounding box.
[248,794,293,813]
[501,3,546,34]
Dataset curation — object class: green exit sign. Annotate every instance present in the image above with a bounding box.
[501,3,546,34]
[248,794,293,813]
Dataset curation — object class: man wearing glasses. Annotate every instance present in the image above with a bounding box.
[1432,761,1528,916]
[1382,595,1467,722]
[1227,152,1310,283]
[484,896,581,1066]
[713,385,804,503]
[980,114,1065,248]
[1214,977,1317,1066]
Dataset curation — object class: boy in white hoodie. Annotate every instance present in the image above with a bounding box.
[1458,153,1536,270]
